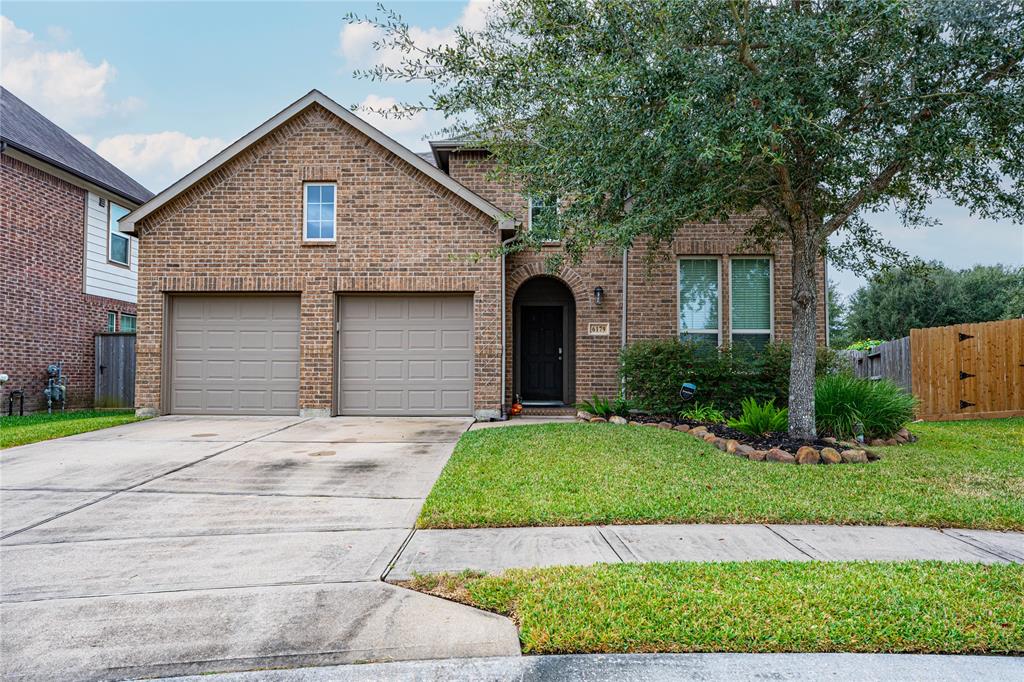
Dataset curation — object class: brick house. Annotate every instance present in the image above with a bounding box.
[0,88,153,412]
[121,90,826,419]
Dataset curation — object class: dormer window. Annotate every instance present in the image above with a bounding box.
[527,195,559,241]
[108,202,130,266]
[304,183,336,242]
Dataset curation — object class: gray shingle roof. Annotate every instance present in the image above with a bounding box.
[1,87,153,204]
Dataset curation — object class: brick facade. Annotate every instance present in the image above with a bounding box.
[132,104,503,417]
[131,102,828,418]
[0,154,136,412]
[447,151,828,406]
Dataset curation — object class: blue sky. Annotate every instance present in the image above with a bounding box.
[3,1,1021,299]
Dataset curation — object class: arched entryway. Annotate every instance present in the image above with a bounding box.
[513,276,576,405]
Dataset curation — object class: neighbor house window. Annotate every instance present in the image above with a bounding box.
[108,203,130,266]
[120,314,137,333]
[678,258,720,346]
[304,183,336,241]
[107,311,117,332]
[730,257,773,351]
[527,196,559,241]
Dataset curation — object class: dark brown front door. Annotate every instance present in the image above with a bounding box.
[521,305,563,401]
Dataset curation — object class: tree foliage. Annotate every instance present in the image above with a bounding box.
[844,262,1024,340]
[350,0,1024,436]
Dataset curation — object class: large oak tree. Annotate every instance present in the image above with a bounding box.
[352,0,1024,437]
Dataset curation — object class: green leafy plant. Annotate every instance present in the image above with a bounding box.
[815,374,917,440]
[578,395,636,419]
[679,401,725,423]
[610,396,635,418]
[845,339,886,352]
[727,398,789,436]
[576,395,614,419]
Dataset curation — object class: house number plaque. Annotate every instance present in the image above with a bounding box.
[587,322,610,336]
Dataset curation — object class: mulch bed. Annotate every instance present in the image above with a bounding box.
[629,414,837,453]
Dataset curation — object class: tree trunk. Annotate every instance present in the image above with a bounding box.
[788,233,819,439]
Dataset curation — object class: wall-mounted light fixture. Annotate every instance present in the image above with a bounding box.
[594,286,604,305]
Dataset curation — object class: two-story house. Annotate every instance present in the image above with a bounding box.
[120,90,825,419]
[1,87,153,412]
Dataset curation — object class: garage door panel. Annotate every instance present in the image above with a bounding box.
[442,390,471,410]
[441,330,471,349]
[442,298,472,319]
[338,295,473,416]
[170,296,300,415]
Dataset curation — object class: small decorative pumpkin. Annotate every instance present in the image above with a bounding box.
[509,402,523,416]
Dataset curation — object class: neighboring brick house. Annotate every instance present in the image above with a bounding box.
[121,90,826,420]
[0,87,153,412]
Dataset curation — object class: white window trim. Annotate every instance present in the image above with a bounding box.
[303,182,337,243]
[677,256,722,345]
[728,256,774,343]
[108,202,131,267]
[120,313,137,333]
[107,311,117,333]
[527,196,560,242]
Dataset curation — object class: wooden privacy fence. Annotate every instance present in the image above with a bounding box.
[911,319,1024,421]
[94,333,136,409]
[840,336,912,393]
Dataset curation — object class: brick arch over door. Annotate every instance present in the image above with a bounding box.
[507,263,589,304]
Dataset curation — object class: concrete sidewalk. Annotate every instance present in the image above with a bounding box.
[387,523,1024,579]
[156,653,1024,682]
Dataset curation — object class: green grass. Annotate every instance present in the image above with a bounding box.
[404,562,1024,654]
[1,410,146,449]
[418,418,1024,530]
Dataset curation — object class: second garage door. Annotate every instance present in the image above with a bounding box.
[337,295,473,416]
[170,296,301,415]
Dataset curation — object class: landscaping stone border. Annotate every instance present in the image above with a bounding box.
[574,412,905,465]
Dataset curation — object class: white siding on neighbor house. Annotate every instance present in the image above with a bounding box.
[84,192,137,303]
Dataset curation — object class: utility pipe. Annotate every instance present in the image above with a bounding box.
[499,233,517,419]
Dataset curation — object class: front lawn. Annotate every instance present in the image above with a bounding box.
[404,561,1024,654]
[1,410,145,449]
[419,418,1024,530]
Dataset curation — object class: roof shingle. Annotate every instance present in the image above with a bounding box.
[1,87,153,204]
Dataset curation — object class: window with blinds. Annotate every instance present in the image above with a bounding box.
[678,258,720,346]
[730,257,772,351]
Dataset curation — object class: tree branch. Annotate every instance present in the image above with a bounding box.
[821,159,904,237]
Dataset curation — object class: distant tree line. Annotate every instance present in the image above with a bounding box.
[830,263,1024,346]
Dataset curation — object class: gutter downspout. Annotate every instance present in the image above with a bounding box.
[621,247,629,397]
[499,231,517,420]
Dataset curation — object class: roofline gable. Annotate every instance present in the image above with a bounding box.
[120,90,513,233]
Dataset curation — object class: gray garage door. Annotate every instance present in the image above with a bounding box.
[338,295,473,416]
[170,296,300,415]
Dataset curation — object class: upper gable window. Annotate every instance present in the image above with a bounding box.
[304,183,336,242]
[108,203,131,266]
[527,196,559,241]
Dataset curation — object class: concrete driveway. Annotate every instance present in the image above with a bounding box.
[0,416,519,681]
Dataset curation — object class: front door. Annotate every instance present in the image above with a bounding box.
[520,305,564,402]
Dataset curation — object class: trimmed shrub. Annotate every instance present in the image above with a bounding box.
[814,374,917,439]
[619,339,838,417]
[728,397,789,436]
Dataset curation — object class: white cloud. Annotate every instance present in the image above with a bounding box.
[354,94,442,151]
[339,0,496,69]
[91,132,226,193]
[0,15,138,127]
